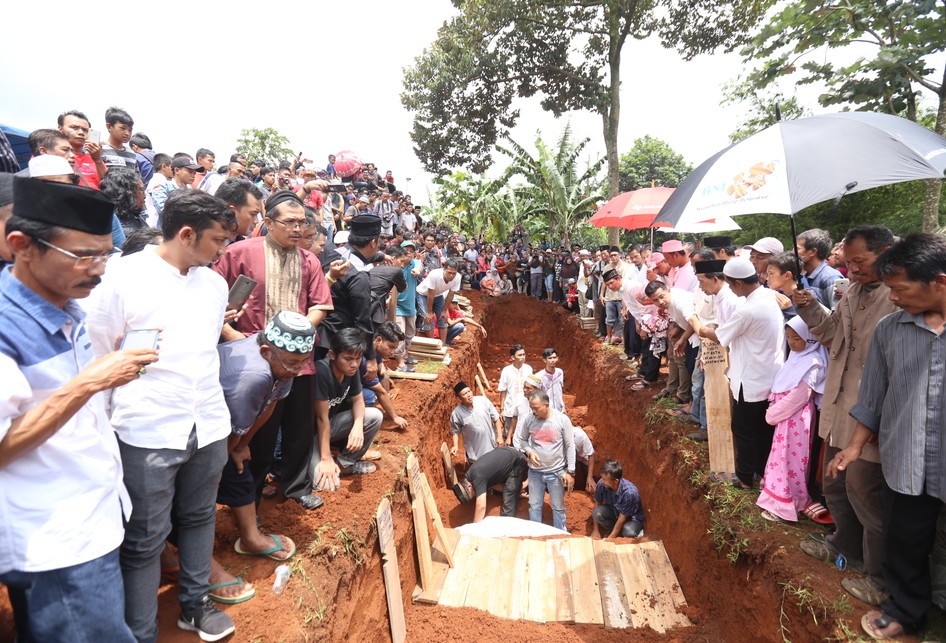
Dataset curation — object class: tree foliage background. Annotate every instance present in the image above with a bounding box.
[235,127,295,166]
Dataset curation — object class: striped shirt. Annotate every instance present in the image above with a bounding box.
[850,310,946,501]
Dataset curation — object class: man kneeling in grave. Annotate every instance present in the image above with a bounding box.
[591,459,645,539]
[453,447,528,523]
[309,328,384,499]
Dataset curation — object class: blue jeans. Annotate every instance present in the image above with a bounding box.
[690,357,707,429]
[605,300,624,333]
[445,322,465,345]
[1,548,135,643]
[416,293,446,331]
[528,468,567,531]
[118,429,227,643]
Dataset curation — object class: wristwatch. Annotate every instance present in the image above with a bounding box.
[566,470,575,476]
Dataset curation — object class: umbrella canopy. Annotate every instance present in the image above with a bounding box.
[590,187,675,230]
[655,112,946,229]
[657,215,741,234]
[333,150,363,178]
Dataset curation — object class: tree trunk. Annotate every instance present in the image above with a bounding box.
[604,12,622,247]
[922,77,946,232]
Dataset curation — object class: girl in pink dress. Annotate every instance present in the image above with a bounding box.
[757,315,828,522]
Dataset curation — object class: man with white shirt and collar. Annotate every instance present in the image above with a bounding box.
[85,189,238,642]
[661,239,698,293]
[416,258,461,338]
[0,178,158,642]
[699,257,784,490]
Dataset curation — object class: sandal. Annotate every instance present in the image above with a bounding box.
[630,380,652,392]
[652,388,671,401]
[760,510,781,522]
[802,502,835,525]
[234,534,297,561]
[665,406,690,418]
[861,610,905,640]
[208,577,256,604]
[625,374,644,382]
[708,471,737,485]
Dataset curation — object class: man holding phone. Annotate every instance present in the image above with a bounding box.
[212,190,334,511]
[0,178,157,642]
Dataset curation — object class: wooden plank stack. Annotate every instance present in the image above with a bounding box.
[408,336,451,364]
[436,535,691,632]
[580,317,597,330]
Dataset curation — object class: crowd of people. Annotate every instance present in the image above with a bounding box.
[1,104,945,642]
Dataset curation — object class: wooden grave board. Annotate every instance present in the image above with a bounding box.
[430,536,689,632]
[549,538,575,623]
[477,362,492,389]
[701,339,736,475]
[389,370,438,381]
[419,473,454,567]
[637,540,691,630]
[375,499,406,643]
[567,537,604,625]
[440,442,459,487]
[592,539,632,629]
[474,374,486,396]
[415,528,460,604]
[411,498,434,592]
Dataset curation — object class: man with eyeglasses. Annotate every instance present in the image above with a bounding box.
[0,178,158,642]
[213,190,333,511]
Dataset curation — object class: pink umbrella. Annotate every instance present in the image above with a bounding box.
[590,187,675,230]
[333,150,363,178]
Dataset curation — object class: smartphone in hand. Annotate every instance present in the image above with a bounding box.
[120,329,160,350]
[228,275,258,309]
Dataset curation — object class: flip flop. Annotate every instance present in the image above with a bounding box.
[630,380,652,392]
[208,577,256,604]
[234,534,296,561]
[665,407,690,418]
[652,388,671,401]
[760,510,781,522]
[802,502,835,525]
[364,449,382,461]
[625,374,644,382]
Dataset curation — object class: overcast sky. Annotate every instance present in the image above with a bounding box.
[2,0,856,203]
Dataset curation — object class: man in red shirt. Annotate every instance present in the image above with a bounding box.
[57,110,106,189]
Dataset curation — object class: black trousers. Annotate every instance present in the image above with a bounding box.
[500,459,528,517]
[881,487,944,627]
[623,315,642,357]
[731,386,774,486]
[639,337,660,383]
[249,374,315,503]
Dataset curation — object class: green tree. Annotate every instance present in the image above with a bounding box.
[401,0,773,244]
[235,127,295,166]
[720,84,809,143]
[618,135,693,192]
[497,125,605,246]
[735,0,946,230]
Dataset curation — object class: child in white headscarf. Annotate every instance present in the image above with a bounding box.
[757,315,829,522]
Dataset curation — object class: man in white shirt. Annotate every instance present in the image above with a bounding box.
[416,259,461,338]
[497,344,534,439]
[85,190,238,642]
[645,281,702,410]
[700,258,785,489]
[0,179,158,642]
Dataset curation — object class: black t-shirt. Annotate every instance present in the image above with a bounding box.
[466,447,527,497]
[314,356,362,416]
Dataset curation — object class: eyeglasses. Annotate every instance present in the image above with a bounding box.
[269,218,307,230]
[270,349,305,374]
[37,238,117,267]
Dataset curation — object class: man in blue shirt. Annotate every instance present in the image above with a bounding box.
[394,240,422,371]
[591,459,644,539]
[797,228,843,307]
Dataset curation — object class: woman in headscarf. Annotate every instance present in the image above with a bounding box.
[757,315,829,522]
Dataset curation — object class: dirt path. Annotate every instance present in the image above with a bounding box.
[0,291,863,642]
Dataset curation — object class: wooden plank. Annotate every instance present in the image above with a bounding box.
[474,374,486,396]
[487,538,521,618]
[420,473,454,567]
[593,539,632,629]
[508,537,533,621]
[411,336,444,349]
[542,541,558,623]
[463,537,503,612]
[406,453,421,499]
[477,362,492,389]
[638,540,691,629]
[701,339,736,475]
[567,538,603,625]
[524,539,549,622]
[389,370,438,381]
[615,543,663,632]
[409,351,447,362]
[411,498,434,592]
[549,539,575,623]
[440,442,459,487]
[376,499,406,643]
[415,528,460,604]
[438,535,479,607]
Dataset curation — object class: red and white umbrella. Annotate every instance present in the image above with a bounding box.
[333,150,363,178]
[590,187,676,230]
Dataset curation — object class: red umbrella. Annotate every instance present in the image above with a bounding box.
[333,150,363,178]
[590,186,676,229]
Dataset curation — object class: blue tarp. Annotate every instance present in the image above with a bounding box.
[0,123,30,171]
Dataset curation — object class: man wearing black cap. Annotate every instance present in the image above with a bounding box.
[703,236,736,261]
[85,190,239,642]
[454,447,529,523]
[0,178,158,642]
[152,155,203,219]
[213,190,334,511]
[0,173,14,267]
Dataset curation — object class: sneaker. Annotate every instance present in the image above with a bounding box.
[841,577,889,606]
[178,596,235,642]
[299,493,324,510]
[342,461,377,475]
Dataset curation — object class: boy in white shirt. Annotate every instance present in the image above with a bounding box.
[497,344,533,440]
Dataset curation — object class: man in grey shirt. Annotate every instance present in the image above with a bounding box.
[829,233,946,640]
[449,381,503,463]
[514,389,576,531]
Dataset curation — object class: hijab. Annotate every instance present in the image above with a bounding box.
[771,315,828,407]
